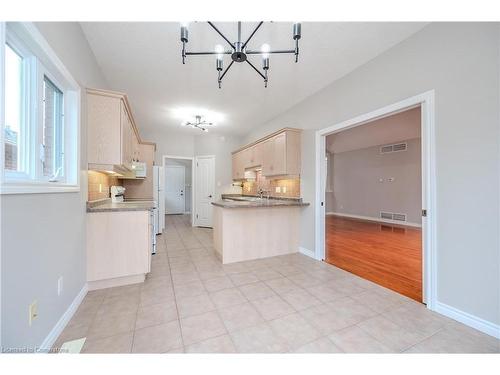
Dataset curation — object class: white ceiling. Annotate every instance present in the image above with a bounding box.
[326,106,421,154]
[80,22,428,137]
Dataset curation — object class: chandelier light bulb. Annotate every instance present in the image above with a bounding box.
[215,44,224,59]
[261,43,270,59]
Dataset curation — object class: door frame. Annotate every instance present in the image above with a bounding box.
[193,155,215,227]
[162,155,194,226]
[314,90,437,309]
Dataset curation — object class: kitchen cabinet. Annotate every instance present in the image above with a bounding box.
[86,210,153,290]
[232,128,301,180]
[87,88,140,171]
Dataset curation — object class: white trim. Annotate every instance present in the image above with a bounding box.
[299,246,315,259]
[434,301,500,339]
[326,211,422,228]
[315,90,437,310]
[0,22,81,195]
[38,284,88,352]
[162,155,194,226]
[0,21,4,350]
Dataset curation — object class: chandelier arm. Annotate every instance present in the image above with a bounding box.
[246,49,295,55]
[245,59,266,80]
[186,51,232,56]
[207,22,235,49]
[219,60,235,81]
[242,21,264,49]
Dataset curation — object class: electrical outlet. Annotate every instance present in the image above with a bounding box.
[29,300,38,326]
[387,177,395,182]
[282,186,287,193]
[57,276,63,296]
[275,186,281,193]
[98,183,102,193]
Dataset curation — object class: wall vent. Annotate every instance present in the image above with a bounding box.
[380,211,407,222]
[380,142,407,154]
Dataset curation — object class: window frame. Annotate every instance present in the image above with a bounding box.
[0,22,80,194]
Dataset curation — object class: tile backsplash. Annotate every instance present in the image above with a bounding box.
[88,171,119,201]
[242,170,300,198]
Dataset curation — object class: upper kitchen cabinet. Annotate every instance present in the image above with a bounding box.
[87,88,140,172]
[232,128,302,180]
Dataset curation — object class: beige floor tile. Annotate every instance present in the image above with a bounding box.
[329,278,366,295]
[382,305,447,337]
[203,275,234,292]
[140,285,175,307]
[252,267,283,281]
[105,284,142,298]
[230,323,289,353]
[172,271,201,286]
[275,264,302,277]
[294,337,344,353]
[180,311,227,345]
[329,325,393,353]
[357,315,429,352]
[53,322,89,350]
[177,293,215,318]
[238,281,276,301]
[325,297,378,329]
[306,284,347,303]
[82,332,133,353]
[174,279,206,299]
[268,313,321,350]
[97,294,140,317]
[87,311,137,340]
[251,295,296,321]
[350,290,402,314]
[221,262,250,274]
[135,301,178,330]
[265,277,301,295]
[218,302,265,332]
[281,288,322,311]
[286,272,323,288]
[210,288,247,309]
[132,320,183,353]
[228,271,260,286]
[185,334,237,353]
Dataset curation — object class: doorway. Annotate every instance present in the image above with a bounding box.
[315,91,436,308]
[194,155,215,228]
[325,106,422,301]
[163,156,194,225]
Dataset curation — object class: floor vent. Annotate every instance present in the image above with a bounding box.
[380,142,407,154]
[380,211,407,222]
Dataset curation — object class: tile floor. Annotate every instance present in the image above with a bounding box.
[53,215,500,353]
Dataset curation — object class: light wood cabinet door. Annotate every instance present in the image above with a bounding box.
[248,144,263,168]
[261,139,274,176]
[87,94,122,165]
[232,152,245,180]
[272,133,287,175]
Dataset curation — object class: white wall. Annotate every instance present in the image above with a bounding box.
[242,23,500,327]
[1,22,108,348]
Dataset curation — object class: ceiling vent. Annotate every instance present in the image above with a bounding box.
[380,211,407,222]
[380,142,407,154]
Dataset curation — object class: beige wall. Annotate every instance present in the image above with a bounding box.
[328,138,422,224]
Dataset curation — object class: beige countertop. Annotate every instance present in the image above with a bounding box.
[87,199,156,212]
[212,195,309,209]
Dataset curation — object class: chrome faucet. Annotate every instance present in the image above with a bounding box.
[258,188,270,200]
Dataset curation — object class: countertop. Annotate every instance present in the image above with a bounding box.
[212,195,309,209]
[87,199,156,213]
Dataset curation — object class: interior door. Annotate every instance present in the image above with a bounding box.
[158,166,165,231]
[195,156,215,227]
[165,165,185,214]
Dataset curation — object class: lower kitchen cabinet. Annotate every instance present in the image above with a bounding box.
[86,210,153,290]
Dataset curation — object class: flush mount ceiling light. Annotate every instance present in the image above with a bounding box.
[180,21,302,88]
[183,115,213,132]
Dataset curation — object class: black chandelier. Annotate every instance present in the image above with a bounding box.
[180,21,302,88]
[183,115,213,132]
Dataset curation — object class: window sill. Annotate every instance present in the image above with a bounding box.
[0,182,80,195]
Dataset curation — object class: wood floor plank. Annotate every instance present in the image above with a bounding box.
[325,215,423,302]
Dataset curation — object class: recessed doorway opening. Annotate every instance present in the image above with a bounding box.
[315,91,436,309]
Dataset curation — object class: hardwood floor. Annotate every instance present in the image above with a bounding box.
[325,215,423,302]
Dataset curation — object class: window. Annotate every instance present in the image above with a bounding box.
[1,22,80,194]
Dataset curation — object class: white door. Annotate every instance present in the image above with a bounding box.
[195,156,215,227]
[158,167,165,231]
[165,165,186,214]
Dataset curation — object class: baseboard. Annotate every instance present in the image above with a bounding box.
[434,301,500,339]
[299,246,316,259]
[327,211,422,228]
[38,284,88,352]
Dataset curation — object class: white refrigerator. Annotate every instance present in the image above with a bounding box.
[153,166,165,235]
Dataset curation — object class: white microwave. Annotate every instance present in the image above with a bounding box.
[132,161,147,178]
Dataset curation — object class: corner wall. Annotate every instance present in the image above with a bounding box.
[242,23,500,327]
[0,22,109,349]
